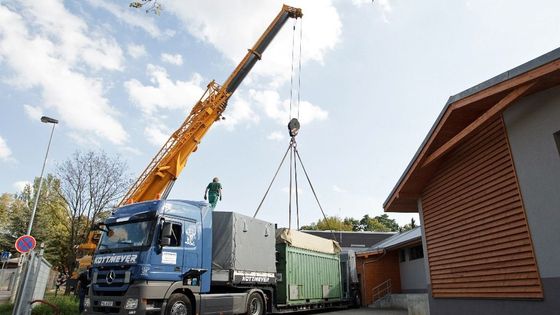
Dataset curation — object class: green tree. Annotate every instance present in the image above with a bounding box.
[300,216,354,231]
[0,175,71,268]
[343,217,361,231]
[374,214,400,232]
[359,215,391,232]
[16,175,71,268]
[400,218,417,232]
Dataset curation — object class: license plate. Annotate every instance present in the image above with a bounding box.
[100,301,114,307]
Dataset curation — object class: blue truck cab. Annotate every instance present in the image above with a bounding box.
[85,199,217,315]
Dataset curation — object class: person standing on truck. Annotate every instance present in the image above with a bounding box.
[204,177,222,207]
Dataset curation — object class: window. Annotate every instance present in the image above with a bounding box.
[168,223,182,247]
[554,130,560,156]
[409,245,424,260]
[399,249,407,262]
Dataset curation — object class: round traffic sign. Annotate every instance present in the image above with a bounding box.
[15,235,36,253]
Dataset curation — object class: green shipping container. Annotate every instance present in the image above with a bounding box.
[276,239,342,305]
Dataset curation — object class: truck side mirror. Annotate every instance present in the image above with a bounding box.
[162,222,173,237]
[160,237,171,246]
[160,222,173,247]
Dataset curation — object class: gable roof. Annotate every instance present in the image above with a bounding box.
[384,47,560,212]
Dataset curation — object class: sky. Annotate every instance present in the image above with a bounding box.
[1,0,559,228]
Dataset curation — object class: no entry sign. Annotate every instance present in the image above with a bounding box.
[15,235,36,253]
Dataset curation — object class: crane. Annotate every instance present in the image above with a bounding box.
[120,4,303,205]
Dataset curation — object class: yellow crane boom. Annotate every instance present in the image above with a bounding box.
[120,5,303,205]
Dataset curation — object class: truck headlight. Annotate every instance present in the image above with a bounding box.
[125,298,138,310]
[84,297,90,307]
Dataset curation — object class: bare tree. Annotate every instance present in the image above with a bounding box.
[57,151,132,270]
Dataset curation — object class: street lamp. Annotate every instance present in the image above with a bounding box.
[26,116,59,236]
[12,115,59,315]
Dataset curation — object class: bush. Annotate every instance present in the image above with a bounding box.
[0,303,13,314]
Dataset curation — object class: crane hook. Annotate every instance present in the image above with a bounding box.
[288,118,300,137]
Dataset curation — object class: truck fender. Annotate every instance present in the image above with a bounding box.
[242,289,267,314]
[161,282,198,315]
[162,281,185,300]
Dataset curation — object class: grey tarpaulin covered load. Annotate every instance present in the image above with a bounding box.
[276,228,341,254]
[212,211,276,284]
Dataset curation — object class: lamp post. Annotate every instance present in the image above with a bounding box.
[12,116,59,315]
[26,116,58,236]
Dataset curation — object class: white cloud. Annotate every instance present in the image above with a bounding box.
[127,44,147,59]
[68,132,101,148]
[161,53,183,66]
[332,185,346,193]
[352,0,392,22]
[165,0,341,87]
[85,0,167,38]
[267,131,285,141]
[250,89,328,125]
[23,104,43,121]
[0,136,13,161]
[144,125,170,147]
[0,1,128,144]
[120,146,142,156]
[353,0,391,11]
[125,64,205,114]
[219,95,259,130]
[13,180,31,192]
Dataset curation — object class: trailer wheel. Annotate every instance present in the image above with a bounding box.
[166,293,191,315]
[246,292,264,315]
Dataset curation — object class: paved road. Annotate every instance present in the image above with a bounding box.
[317,308,407,315]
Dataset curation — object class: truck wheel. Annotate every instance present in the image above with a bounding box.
[166,293,191,315]
[246,292,264,315]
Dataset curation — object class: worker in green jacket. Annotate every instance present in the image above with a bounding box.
[204,177,222,208]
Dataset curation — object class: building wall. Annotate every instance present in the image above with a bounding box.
[356,251,401,305]
[399,254,427,293]
[420,117,542,299]
[503,85,560,278]
[427,278,560,315]
[421,86,560,315]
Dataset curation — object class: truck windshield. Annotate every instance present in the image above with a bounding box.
[98,220,154,252]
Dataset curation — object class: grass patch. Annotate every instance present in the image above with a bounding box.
[0,295,79,315]
[31,295,79,315]
[0,303,13,314]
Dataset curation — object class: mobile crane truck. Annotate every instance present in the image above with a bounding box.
[84,5,359,315]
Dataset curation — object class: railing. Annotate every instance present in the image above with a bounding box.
[371,278,392,304]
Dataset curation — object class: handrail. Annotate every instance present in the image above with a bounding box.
[371,278,392,304]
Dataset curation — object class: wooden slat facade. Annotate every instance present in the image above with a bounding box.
[421,118,543,299]
[356,252,402,305]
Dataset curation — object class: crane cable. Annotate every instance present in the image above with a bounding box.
[288,20,296,120]
[254,19,334,236]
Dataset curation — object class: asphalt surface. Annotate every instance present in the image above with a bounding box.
[321,307,407,315]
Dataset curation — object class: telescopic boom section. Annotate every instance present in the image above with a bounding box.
[120,5,302,206]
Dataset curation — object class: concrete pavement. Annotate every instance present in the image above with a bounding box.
[321,307,407,315]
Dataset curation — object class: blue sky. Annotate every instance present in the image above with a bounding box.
[1,0,559,228]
